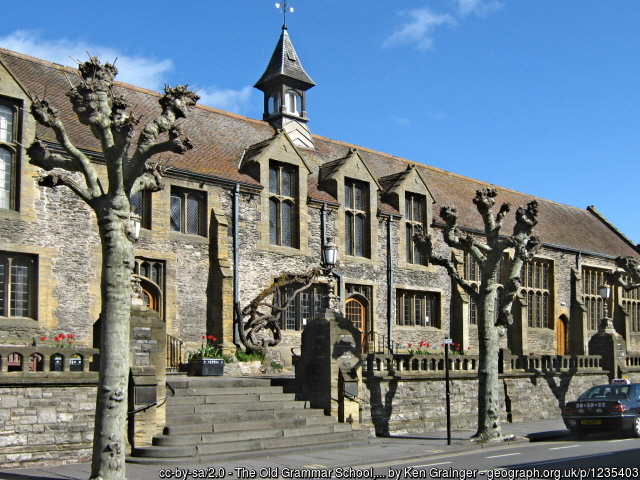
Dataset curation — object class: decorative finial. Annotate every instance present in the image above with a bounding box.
[275,1,294,28]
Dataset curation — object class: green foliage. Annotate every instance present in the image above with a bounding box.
[189,335,222,359]
[235,349,266,363]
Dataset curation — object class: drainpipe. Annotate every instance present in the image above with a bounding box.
[387,217,394,353]
[232,184,240,347]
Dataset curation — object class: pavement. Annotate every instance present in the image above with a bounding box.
[0,418,572,480]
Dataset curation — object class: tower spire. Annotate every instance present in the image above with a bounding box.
[255,24,316,149]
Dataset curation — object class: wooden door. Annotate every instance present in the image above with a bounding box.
[556,316,568,355]
[345,298,367,353]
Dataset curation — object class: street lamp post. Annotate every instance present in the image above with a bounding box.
[321,238,340,311]
[599,284,614,332]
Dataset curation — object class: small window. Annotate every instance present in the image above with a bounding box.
[285,90,302,116]
[268,92,281,116]
[130,190,152,230]
[0,252,37,319]
[170,188,206,236]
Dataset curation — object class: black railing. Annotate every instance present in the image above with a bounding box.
[366,331,396,354]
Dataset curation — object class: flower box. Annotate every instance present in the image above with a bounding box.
[189,358,224,376]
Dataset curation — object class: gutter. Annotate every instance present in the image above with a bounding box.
[387,217,394,353]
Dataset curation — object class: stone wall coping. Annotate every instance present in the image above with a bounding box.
[0,372,99,386]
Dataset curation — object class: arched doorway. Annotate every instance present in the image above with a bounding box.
[556,315,568,355]
[345,297,367,353]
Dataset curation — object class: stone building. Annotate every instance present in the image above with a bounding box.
[0,27,639,368]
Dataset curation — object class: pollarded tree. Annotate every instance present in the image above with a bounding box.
[414,187,540,441]
[26,57,199,480]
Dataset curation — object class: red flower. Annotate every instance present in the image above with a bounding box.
[440,344,445,347]
[467,347,472,350]
[40,337,47,341]
[54,336,60,342]
[59,334,66,339]
[407,343,413,347]
[202,335,206,339]
[426,343,430,347]
[419,340,427,346]
[207,335,216,341]
[67,334,75,339]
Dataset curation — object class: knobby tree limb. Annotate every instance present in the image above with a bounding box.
[26,56,198,480]
[414,188,540,442]
[237,269,322,351]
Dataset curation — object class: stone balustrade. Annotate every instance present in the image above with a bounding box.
[625,353,640,371]
[0,346,99,373]
[365,351,605,378]
[365,353,479,376]
[508,353,603,373]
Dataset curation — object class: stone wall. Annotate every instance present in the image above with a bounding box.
[361,371,608,436]
[0,376,97,468]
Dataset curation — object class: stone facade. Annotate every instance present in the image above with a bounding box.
[0,378,96,468]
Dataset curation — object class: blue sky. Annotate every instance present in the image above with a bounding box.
[2,0,639,247]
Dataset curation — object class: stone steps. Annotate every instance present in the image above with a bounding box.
[128,375,373,464]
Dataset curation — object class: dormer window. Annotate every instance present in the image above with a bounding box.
[285,90,302,116]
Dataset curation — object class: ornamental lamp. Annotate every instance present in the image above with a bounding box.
[322,238,338,269]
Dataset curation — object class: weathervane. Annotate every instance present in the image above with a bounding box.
[275,1,294,28]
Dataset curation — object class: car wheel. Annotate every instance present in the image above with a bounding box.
[632,416,640,438]
[570,428,588,439]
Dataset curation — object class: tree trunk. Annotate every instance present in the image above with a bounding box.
[90,205,134,480]
[474,280,502,441]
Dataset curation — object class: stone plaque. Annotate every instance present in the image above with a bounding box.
[135,386,157,405]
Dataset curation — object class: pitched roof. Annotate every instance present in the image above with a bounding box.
[1,47,637,259]
[254,27,315,90]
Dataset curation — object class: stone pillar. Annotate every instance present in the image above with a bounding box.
[128,305,166,447]
[588,317,627,382]
[297,309,362,422]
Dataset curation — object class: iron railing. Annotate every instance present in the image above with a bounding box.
[166,334,183,373]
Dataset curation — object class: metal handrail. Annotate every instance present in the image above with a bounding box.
[166,334,183,372]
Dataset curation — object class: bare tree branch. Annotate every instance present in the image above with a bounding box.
[37,171,93,204]
[413,226,479,301]
[125,85,199,193]
[129,163,165,197]
[29,97,102,198]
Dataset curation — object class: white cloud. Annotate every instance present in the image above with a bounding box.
[0,30,173,92]
[454,0,503,17]
[196,86,254,114]
[384,0,502,51]
[383,9,456,51]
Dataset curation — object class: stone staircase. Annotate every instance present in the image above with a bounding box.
[127,376,373,465]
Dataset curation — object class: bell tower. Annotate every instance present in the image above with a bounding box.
[255,26,316,149]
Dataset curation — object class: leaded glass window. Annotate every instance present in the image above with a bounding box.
[0,100,19,211]
[345,180,369,257]
[582,268,607,331]
[130,190,151,230]
[268,162,298,248]
[170,188,205,235]
[523,260,552,328]
[0,253,36,319]
[405,193,426,265]
[278,283,327,331]
[396,290,440,328]
[0,148,12,210]
[0,105,13,143]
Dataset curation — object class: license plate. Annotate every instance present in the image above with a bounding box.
[581,420,601,425]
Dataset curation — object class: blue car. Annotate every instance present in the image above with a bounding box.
[562,380,640,438]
